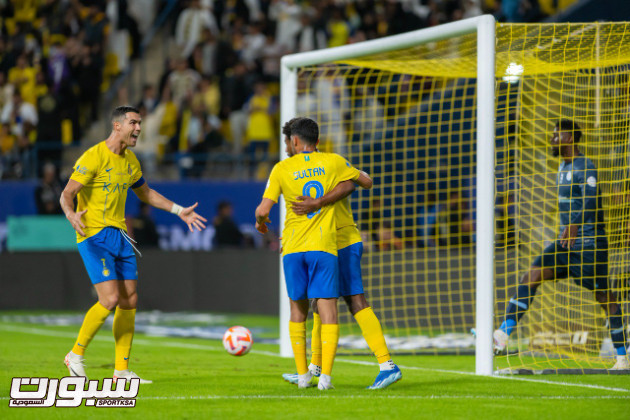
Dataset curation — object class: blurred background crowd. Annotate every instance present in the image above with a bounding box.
[0,0,573,252]
[0,0,553,185]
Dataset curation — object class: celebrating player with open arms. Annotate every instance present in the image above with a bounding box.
[493,119,628,369]
[61,106,207,383]
[255,117,365,390]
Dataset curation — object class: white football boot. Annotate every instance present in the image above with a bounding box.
[64,351,87,378]
[493,329,509,355]
[113,370,153,384]
[611,355,630,370]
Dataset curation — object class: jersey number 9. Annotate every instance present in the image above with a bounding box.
[302,180,324,219]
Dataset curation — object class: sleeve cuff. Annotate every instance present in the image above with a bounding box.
[131,176,146,189]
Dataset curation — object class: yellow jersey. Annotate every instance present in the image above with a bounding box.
[335,197,362,249]
[69,141,143,243]
[263,151,360,256]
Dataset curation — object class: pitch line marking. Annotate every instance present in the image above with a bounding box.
[137,395,630,401]
[1,323,628,394]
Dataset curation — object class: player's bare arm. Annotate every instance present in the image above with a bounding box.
[292,180,356,215]
[560,224,579,249]
[255,198,275,234]
[355,170,373,189]
[292,170,373,215]
[132,183,207,232]
[60,179,87,237]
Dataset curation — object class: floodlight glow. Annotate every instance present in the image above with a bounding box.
[503,62,524,83]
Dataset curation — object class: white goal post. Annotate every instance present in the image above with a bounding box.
[278,15,496,376]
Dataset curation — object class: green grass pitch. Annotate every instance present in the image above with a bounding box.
[0,312,628,419]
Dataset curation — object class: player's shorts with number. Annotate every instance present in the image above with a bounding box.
[532,239,608,291]
[282,251,338,300]
[78,227,138,284]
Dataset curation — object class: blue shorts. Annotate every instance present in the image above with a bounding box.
[283,251,338,300]
[532,240,609,291]
[338,242,364,297]
[77,227,138,284]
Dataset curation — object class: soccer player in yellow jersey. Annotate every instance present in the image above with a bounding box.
[60,106,207,383]
[281,120,401,389]
[255,117,369,390]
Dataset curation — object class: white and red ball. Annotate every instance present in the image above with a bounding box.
[222,326,253,356]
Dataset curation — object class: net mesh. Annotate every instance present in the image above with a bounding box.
[292,22,630,369]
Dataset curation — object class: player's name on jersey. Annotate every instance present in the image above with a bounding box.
[293,167,325,180]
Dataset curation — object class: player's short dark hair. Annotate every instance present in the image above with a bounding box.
[111,106,140,123]
[282,117,300,138]
[556,119,582,143]
[289,117,319,145]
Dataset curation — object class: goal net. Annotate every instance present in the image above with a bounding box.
[280,17,630,374]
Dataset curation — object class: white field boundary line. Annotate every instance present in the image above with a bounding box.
[136,395,630,401]
[1,323,628,394]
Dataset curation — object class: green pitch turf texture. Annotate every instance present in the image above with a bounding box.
[1,312,628,420]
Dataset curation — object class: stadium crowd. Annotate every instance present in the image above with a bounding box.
[0,0,550,183]
[0,0,152,180]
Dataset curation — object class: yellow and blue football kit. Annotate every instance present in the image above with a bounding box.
[334,197,365,296]
[71,141,144,284]
[263,151,360,299]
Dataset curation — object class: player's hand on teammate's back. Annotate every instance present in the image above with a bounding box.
[68,209,88,237]
[560,224,578,249]
[256,217,270,234]
[179,202,208,232]
[292,196,321,215]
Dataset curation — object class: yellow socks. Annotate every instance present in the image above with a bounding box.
[354,307,391,364]
[289,321,308,375]
[113,308,136,371]
[321,323,339,376]
[72,302,111,355]
[310,313,322,368]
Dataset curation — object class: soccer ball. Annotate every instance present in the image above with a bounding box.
[222,326,253,356]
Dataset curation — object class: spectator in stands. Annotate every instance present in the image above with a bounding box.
[0,122,16,178]
[502,0,522,22]
[36,86,63,171]
[129,202,160,248]
[8,54,36,105]
[73,43,102,125]
[175,0,219,59]
[47,41,71,95]
[82,3,109,49]
[179,100,209,179]
[213,200,244,248]
[134,103,168,178]
[137,84,158,113]
[221,61,255,155]
[0,72,15,111]
[194,28,218,77]
[327,7,350,48]
[261,33,285,82]
[269,0,302,52]
[462,0,484,19]
[293,9,326,52]
[244,81,274,178]
[35,161,63,215]
[193,76,221,117]
[2,91,37,140]
[203,114,225,152]
[241,21,266,69]
[168,58,201,108]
